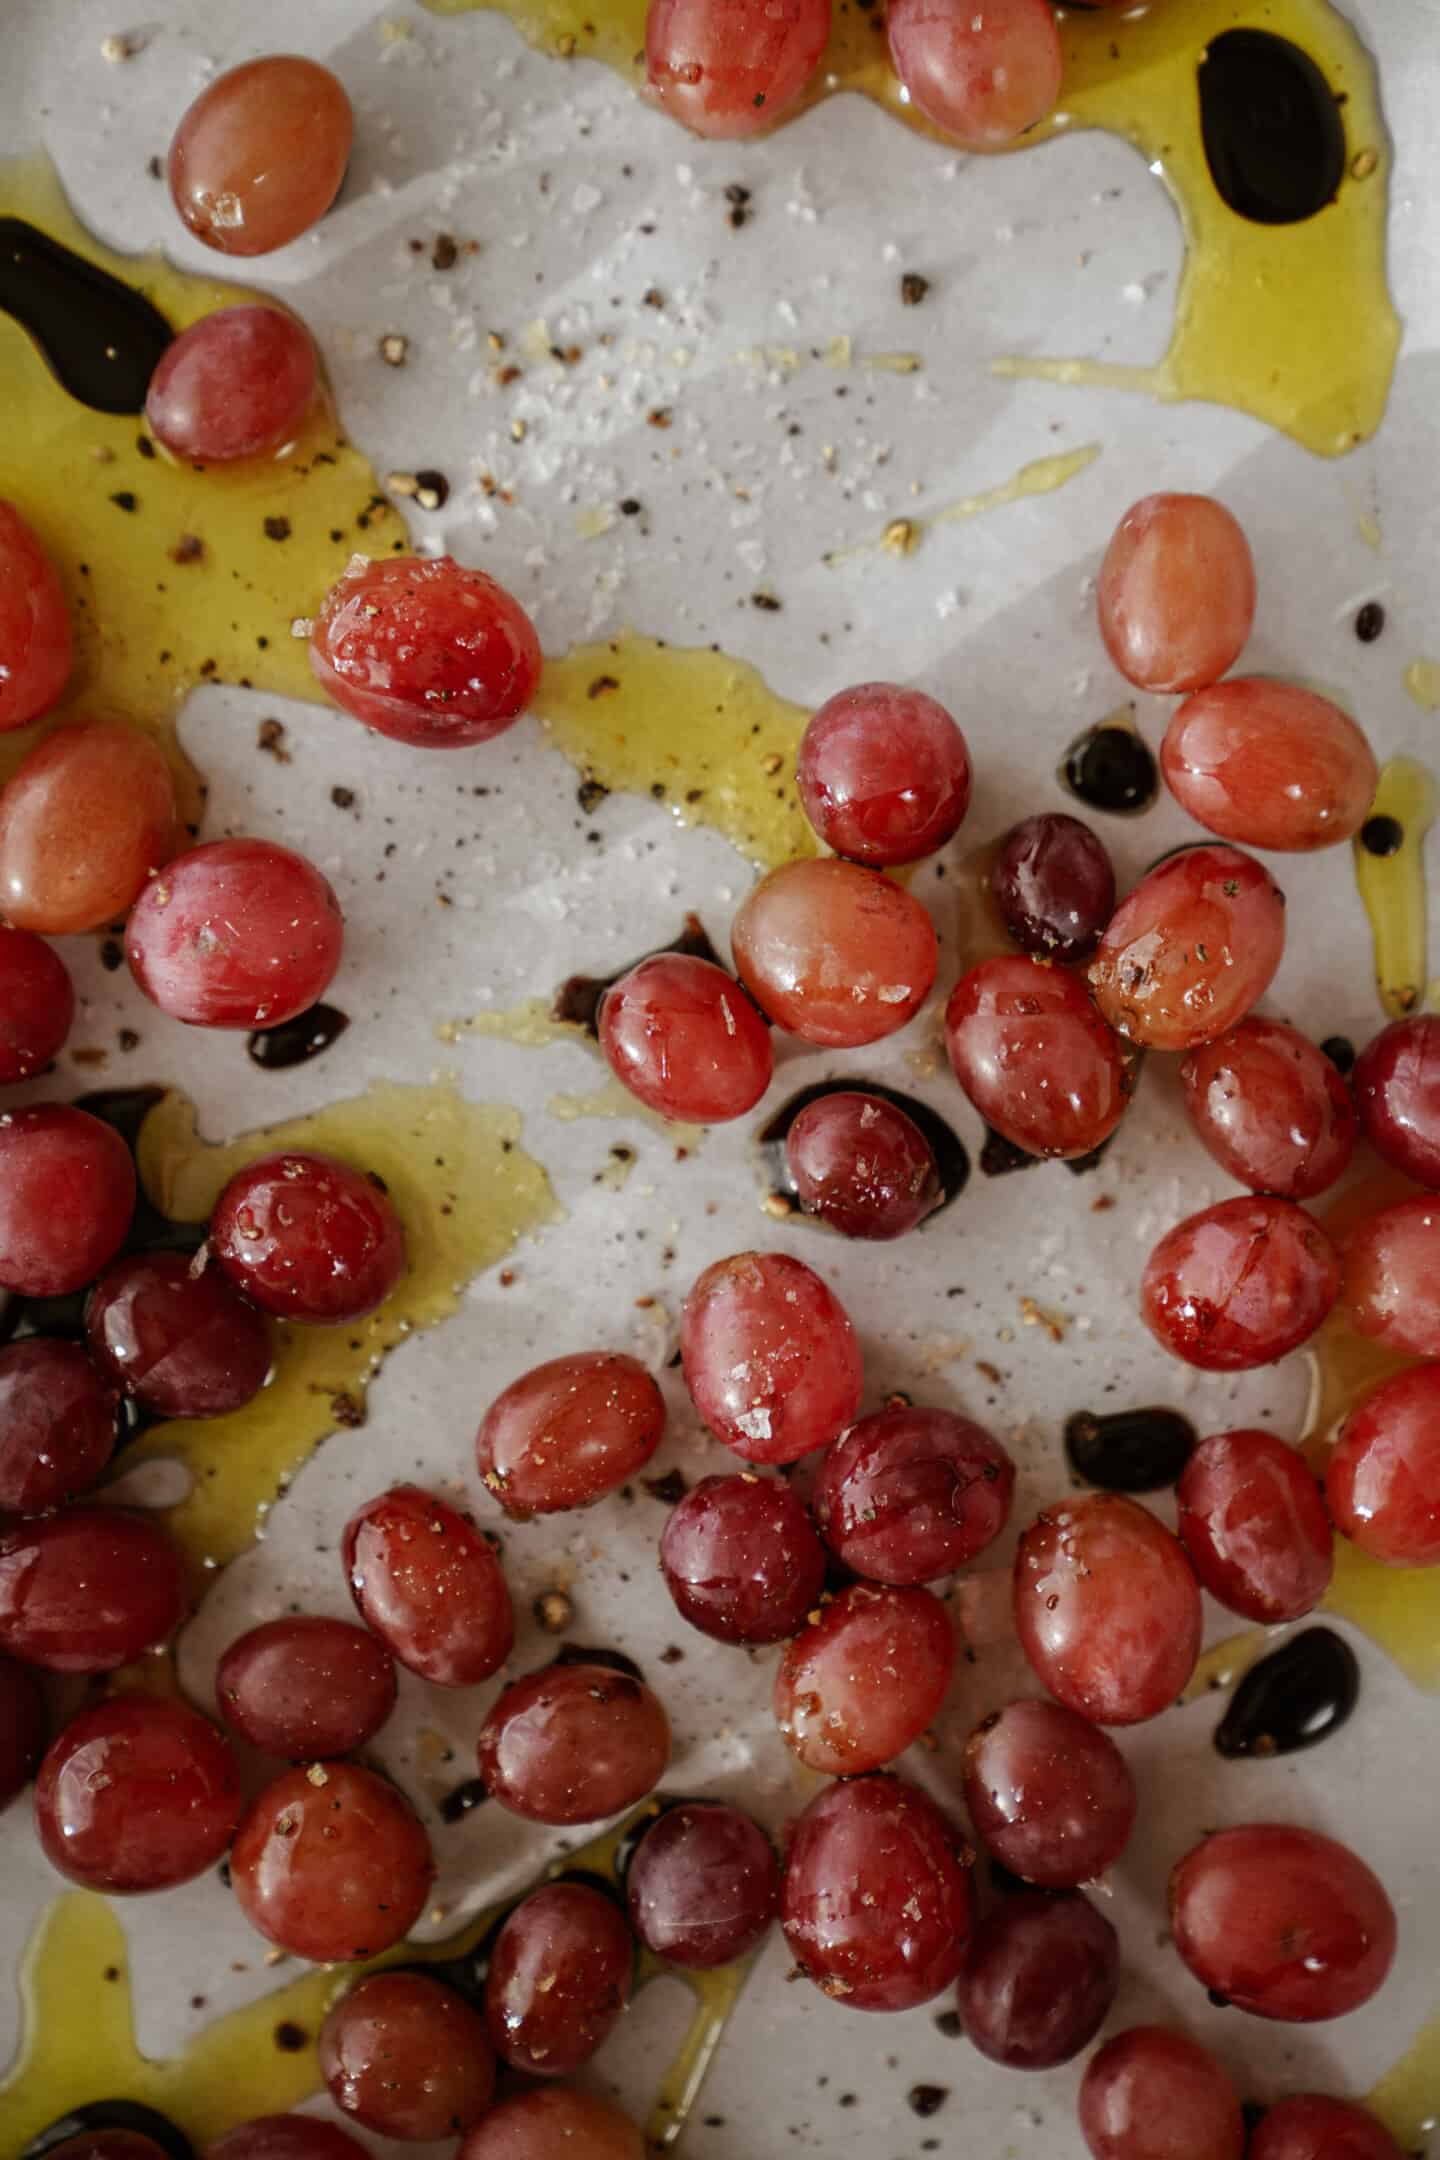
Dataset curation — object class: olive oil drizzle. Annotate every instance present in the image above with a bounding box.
[1352,757,1438,1019]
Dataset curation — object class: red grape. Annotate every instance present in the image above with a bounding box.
[168,56,353,256]
[1180,1016,1357,1199]
[784,1091,943,1240]
[1098,493,1256,694]
[680,1250,862,1463]
[1141,1196,1339,1371]
[990,812,1116,964]
[1353,1016,1440,1186]
[477,1350,665,1516]
[1341,1196,1440,1357]
[0,1104,136,1296]
[658,1470,827,1643]
[1247,2095,1406,2160]
[1169,1823,1396,2020]
[644,0,830,139]
[945,953,1131,1160]
[887,0,1062,147]
[1162,681,1377,852]
[230,1761,434,1962]
[310,555,540,748]
[44,2139,169,2160]
[1177,1429,1332,1621]
[814,1404,1014,1583]
[0,500,72,730]
[731,858,938,1047]
[0,1338,116,1512]
[0,720,177,935]
[126,838,343,1030]
[626,1800,779,1967]
[598,954,773,1123]
[477,1662,670,1824]
[146,306,317,463]
[0,1507,186,1672]
[319,1971,496,2139]
[1327,1364,1440,1566]
[795,682,971,865]
[774,1581,955,1773]
[961,1698,1136,1888]
[0,926,74,1082]
[1013,1494,1201,1724]
[1090,845,1285,1052]
[34,1695,241,1893]
[209,2122,367,2160]
[216,1615,397,1758]
[1079,2027,1245,2160]
[485,1881,633,2075]
[210,1150,406,1323]
[343,1483,513,1686]
[781,1773,974,2011]
[86,1250,272,1419]
[457,2089,643,2160]
[956,1890,1119,2068]
[0,1653,46,1808]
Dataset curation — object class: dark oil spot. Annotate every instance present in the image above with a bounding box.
[1064,1405,1198,1492]
[438,1775,490,1824]
[553,912,724,1035]
[1214,1626,1360,1758]
[247,1001,351,1071]
[977,1123,1115,1180]
[1355,600,1385,643]
[1360,813,1404,858]
[552,1642,645,1683]
[24,2102,193,2160]
[908,2086,949,2119]
[1061,722,1158,815]
[273,2020,308,2052]
[757,1080,969,1215]
[1321,1034,1356,1073]
[1198,30,1346,226]
[0,219,173,412]
[643,1468,688,1504]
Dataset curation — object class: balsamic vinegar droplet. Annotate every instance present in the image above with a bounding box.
[1360,813,1404,858]
[1213,1626,1360,1759]
[24,2101,194,2160]
[1061,723,1158,816]
[0,219,173,413]
[757,1080,970,1215]
[247,1001,351,1071]
[1198,30,1346,228]
[1064,1406,1198,1492]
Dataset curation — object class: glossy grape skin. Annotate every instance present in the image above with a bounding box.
[1014,1495,1201,1725]
[731,858,938,1047]
[477,1351,666,1516]
[457,2089,644,2160]
[1162,681,1377,852]
[0,1653,46,1808]
[945,954,1131,1160]
[310,555,541,748]
[0,1338,117,1512]
[961,1698,1136,1888]
[1327,1364,1440,1566]
[784,1091,944,1240]
[485,1882,634,2075]
[598,955,773,1124]
[1247,2095,1406,2160]
[86,1251,272,1419]
[0,720,177,934]
[680,1250,862,1463]
[1079,2028,1245,2160]
[146,307,317,463]
[34,1696,241,1893]
[477,1663,671,1825]
[644,0,830,138]
[0,500,72,730]
[230,1761,434,1963]
[775,1582,955,1773]
[795,683,971,865]
[814,1405,1014,1584]
[0,925,74,1082]
[319,1971,496,2139]
[658,1471,827,1643]
[208,2120,369,2160]
[1141,1197,1339,1371]
[168,56,353,256]
[1098,493,1256,694]
[0,1507,186,1672]
[210,1150,406,1323]
[1090,844,1285,1052]
[990,812,1116,964]
[343,1483,513,1686]
[1177,1430,1332,1621]
[626,1800,779,1967]
[1353,1016,1440,1186]
[887,0,1062,147]
[217,1616,398,1759]
[1169,1824,1396,2021]
[126,838,343,1030]
[781,1773,974,2011]
[956,1891,1119,2068]
[1180,1016,1357,1199]
[0,1104,135,1297]
[1342,1196,1440,1357]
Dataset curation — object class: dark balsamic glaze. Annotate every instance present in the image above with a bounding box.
[1321,1034,1357,1073]
[1065,1405,1198,1492]
[1061,723,1158,816]
[1213,1626,1360,1758]
[551,1641,646,1683]
[23,2101,194,2160]
[553,912,724,1036]
[0,220,172,414]
[1198,30,1346,227]
[1360,814,1404,858]
[757,1080,970,1217]
[978,1124,1115,1180]
[246,1001,350,1070]
[438,1775,491,1824]
[1355,601,1386,644]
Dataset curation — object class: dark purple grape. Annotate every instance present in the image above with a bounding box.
[990,813,1117,963]
[784,1091,944,1240]
[955,1890,1119,2068]
[626,1801,779,1969]
[813,1404,1014,1584]
[659,1472,826,1643]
